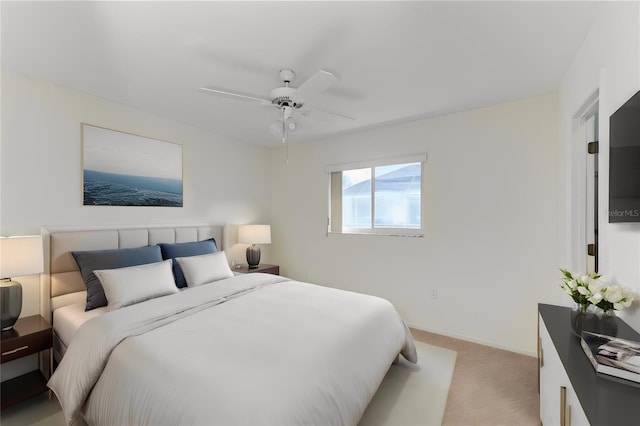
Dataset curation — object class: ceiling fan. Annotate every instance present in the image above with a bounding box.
[199,69,353,144]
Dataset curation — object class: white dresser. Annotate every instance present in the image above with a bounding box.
[538,304,640,426]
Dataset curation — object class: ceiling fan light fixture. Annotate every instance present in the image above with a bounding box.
[268,117,299,140]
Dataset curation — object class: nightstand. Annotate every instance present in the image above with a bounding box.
[1,315,53,410]
[234,264,280,275]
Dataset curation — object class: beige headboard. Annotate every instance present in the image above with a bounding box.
[41,225,224,321]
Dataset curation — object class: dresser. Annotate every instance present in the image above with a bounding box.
[538,304,640,426]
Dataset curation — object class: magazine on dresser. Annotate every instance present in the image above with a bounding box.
[580,331,640,385]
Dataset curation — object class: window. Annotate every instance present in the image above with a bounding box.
[328,155,425,236]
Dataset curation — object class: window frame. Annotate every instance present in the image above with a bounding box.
[327,154,427,237]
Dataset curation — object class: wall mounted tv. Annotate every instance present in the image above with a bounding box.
[609,90,640,223]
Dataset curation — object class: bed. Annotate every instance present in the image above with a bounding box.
[43,225,417,426]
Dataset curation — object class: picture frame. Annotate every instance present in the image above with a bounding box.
[81,124,183,207]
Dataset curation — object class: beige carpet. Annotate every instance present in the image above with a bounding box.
[411,329,540,426]
[1,342,456,426]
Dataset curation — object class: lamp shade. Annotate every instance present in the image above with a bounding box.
[0,235,44,279]
[238,225,271,245]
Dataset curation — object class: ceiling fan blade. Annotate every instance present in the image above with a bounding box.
[295,70,339,103]
[199,87,272,106]
[300,105,355,122]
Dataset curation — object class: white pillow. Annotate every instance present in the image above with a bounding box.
[94,259,178,311]
[176,251,234,287]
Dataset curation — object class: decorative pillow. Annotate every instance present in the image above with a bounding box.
[158,239,218,288]
[176,251,233,287]
[94,260,178,311]
[72,245,163,311]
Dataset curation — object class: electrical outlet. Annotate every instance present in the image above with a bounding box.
[430,288,438,299]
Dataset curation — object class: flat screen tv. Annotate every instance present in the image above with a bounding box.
[609,90,640,223]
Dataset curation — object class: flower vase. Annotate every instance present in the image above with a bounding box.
[595,308,618,336]
[570,304,596,337]
[570,304,618,337]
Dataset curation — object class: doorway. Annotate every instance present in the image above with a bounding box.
[585,109,599,273]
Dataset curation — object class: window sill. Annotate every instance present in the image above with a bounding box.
[327,231,424,238]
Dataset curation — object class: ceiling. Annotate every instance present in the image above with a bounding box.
[1,1,602,147]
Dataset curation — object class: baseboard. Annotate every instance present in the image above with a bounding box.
[407,323,537,358]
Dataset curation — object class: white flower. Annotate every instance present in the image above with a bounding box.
[588,292,603,304]
[621,299,633,308]
[617,288,636,309]
[587,277,605,292]
[577,286,590,296]
[604,286,623,303]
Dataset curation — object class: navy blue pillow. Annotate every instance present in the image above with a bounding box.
[72,245,163,311]
[158,239,218,288]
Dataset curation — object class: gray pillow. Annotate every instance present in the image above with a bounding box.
[72,245,163,311]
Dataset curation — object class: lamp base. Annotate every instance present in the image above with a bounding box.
[0,278,22,331]
[246,245,261,269]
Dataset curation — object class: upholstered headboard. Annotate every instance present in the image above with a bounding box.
[41,225,224,321]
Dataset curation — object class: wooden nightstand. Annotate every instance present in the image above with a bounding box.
[1,315,53,410]
[233,264,280,275]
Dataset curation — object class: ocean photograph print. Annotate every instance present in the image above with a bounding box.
[82,124,183,207]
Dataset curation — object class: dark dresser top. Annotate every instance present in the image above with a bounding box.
[539,304,640,426]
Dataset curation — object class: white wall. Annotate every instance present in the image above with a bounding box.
[0,73,273,380]
[559,1,640,332]
[271,93,560,355]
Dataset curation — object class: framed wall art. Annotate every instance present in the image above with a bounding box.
[82,124,183,207]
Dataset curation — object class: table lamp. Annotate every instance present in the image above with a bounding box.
[238,225,271,269]
[0,235,44,330]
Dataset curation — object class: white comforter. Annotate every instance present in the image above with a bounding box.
[49,273,417,426]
